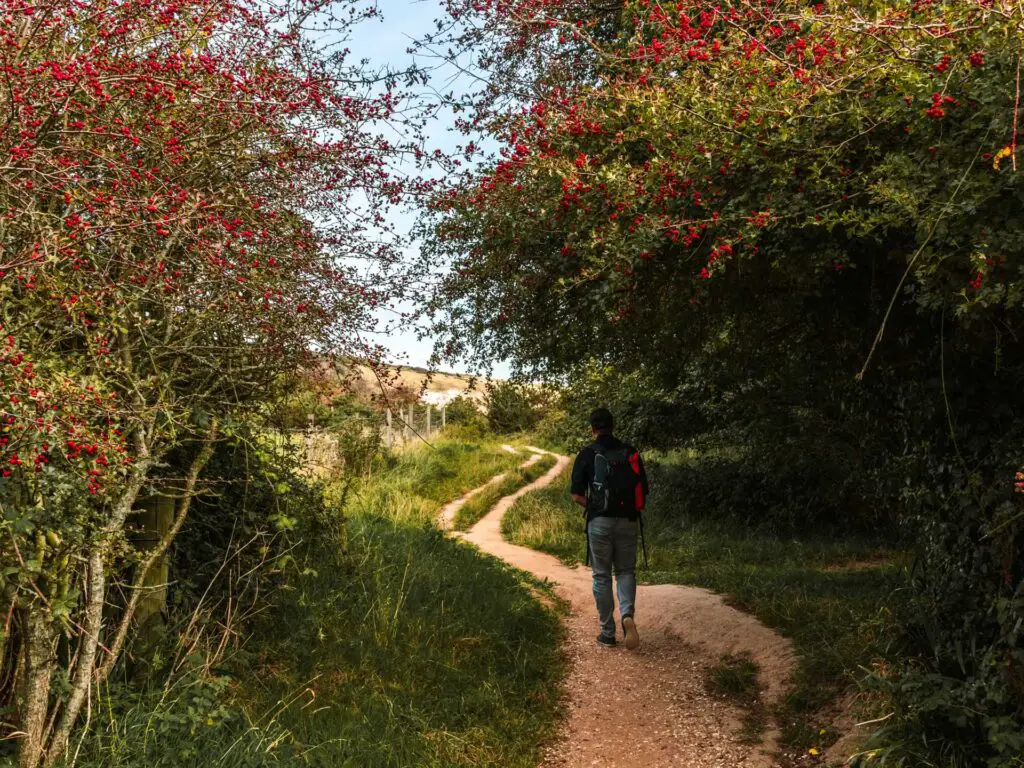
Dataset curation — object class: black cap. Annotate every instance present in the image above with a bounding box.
[589,408,613,431]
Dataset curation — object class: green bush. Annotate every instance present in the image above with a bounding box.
[861,461,1024,768]
[538,362,882,533]
[63,434,329,768]
[271,389,379,432]
[535,364,698,454]
[484,381,549,435]
[443,395,486,429]
[171,432,326,612]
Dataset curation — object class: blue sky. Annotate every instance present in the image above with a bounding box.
[342,0,513,377]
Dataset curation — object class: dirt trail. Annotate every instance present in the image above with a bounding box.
[437,447,542,530]
[455,448,795,768]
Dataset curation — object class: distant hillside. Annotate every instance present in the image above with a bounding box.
[309,359,494,410]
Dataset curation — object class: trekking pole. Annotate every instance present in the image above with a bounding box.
[639,515,648,569]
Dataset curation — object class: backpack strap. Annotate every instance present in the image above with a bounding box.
[584,442,603,566]
[588,442,611,512]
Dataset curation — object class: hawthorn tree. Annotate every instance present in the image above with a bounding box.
[0,1,422,765]
[425,0,1023,370]
[423,0,1024,761]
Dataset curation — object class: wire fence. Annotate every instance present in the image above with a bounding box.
[269,403,452,478]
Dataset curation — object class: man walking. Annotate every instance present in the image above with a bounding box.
[571,408,648,649]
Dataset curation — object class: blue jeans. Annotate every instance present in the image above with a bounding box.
[588,516,638,639]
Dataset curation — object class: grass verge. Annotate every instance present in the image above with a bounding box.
[240,437,566,767]
[502,460,905,761]
[453,453,557,530]
[350,437,524,526]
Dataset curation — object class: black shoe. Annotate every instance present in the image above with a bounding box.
[596,634,617,648]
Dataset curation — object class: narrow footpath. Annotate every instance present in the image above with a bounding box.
[440,448,795,768]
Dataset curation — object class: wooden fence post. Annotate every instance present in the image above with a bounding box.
[130,493,175,648]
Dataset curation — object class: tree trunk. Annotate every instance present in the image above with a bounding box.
[43,464,150,767]
[18,608,57,768]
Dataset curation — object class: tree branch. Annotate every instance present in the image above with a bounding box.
[96,420,219,685]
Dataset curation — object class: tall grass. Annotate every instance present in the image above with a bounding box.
[453,454,557,530]
[241,436,565,767]
[67,436,563,768]
[353,438,523,526]
[64,673,302,768]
